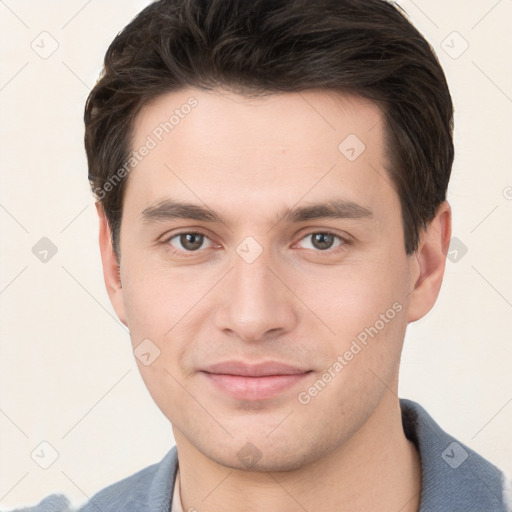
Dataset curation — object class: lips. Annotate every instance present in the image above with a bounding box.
[203,360,310,377]
[201,361,312,400]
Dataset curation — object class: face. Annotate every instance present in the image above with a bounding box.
[100,87,440,472]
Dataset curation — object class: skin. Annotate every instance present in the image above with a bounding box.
[97,87,451,512]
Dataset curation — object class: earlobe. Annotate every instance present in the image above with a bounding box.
[96,202,128,326]
[407,202,452,323]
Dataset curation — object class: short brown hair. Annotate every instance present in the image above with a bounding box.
[85,0,454,259]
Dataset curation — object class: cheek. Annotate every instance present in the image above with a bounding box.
[294,258,408,334]
[287,250,411,390]
[293,267,408,428]
[121,259,197,340]
[120,261,212,379]
[120,267,196,423]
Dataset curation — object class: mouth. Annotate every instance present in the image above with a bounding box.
[200,361,313,401]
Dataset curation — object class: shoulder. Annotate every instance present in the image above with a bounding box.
[8,448,178,512]
[78,447,178,512]
[400,399,511,511]
[7,494,73,512]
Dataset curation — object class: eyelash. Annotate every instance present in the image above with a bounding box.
[163,230,350,256]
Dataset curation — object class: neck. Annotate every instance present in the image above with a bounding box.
[173,396,421,512]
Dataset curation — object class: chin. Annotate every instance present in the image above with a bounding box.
[197,434,327,474]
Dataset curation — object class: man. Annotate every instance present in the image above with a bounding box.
[21,0,511,510]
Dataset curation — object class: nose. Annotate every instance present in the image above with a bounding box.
[213,249,298,342]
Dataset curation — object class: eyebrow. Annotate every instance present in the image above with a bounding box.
[141,200,223,224]
[140,198,373,225]
[282,200,373,223]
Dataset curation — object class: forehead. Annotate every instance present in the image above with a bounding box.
[125,87,396,221]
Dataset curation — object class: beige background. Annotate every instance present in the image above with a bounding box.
[1,0,511,508]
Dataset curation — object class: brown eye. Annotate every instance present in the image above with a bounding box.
[312,233,335,250]
[169,233,211,251]
[298,232,344,251]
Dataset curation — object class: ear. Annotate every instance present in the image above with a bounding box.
[96,202,128,326]
[407,201,452,323]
